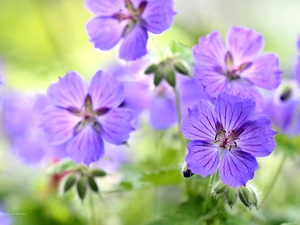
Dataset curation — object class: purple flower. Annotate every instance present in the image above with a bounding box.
[181,93,277,187]
[0,207,12,225]
[41,71,135,165]
[296,35,300,82]
[193,26,282,107]
[85,0,176,60]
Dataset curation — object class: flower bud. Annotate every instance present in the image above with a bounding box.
[145,64,158,75]
[225,187,237,208]
[248,186,259,210]
[213,181,227,195]
[77,177,87,201]
[63,174,76,193]
[238,186,252,209]
[165,66,176,87]
[174,60,190,76]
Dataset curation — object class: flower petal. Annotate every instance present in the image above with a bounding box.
[85,0,125,15]
[119,25,148,61]
[142,0,176,34]
[41,106,81,145]
[226,26,264,65]
[89,70,125,110]
[219,148,258,187]
[215,93,256,131]
[181,100,216,141]
[67,126,104,165]
[150,95,177,129]
[47,71,88,109]
[235,116,277,157]
[97,108,135,145]
[186,140,220,177]
[241,53,282,90]
[87,17,127,51]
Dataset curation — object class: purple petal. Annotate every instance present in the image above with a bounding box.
[219,148,258,187]
[150,95,177,129]
[97,108,135,144]
[215,93,256,131]
[226,26,264,65]
[181,100,216,141]
[119,25,148,61]
[67,126,104,165]
[85,0,125,15]
[47,71,88,109]
[236,116,277,157]
[142,0,176,34]
[241,53,281,90]
[186,140,220,177]
[41,106,81,145]
[89,70,125,110]
[87,17,127,51]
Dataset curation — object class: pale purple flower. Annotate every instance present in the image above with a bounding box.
[296,35,300,82]
[181,93,277,187]
[41,71,135,165]
[0,207,12,225]
[193,26,282,107]
[85,0,176,60]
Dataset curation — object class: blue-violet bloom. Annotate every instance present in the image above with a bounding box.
[181,93,277,187]
[41,71,135,165]
[193,26,282,108]
[85,0,176,60]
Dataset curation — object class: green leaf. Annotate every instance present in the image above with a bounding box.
[46,160,78,175]
[119,181,133,190]
[169,41,192,63]
[87,176,99,193]
[63,174,76,193]
[77,177,87,200]
[90,168,106,177]
[139,167,181,186]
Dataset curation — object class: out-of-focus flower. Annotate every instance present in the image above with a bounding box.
[85,0,176,60]
[3,93,66,164]
[181,93,277,187]
[0,207,12,225]
[193,26,282,108]
[41,71,135,165]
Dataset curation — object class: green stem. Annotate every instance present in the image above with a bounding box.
[174,88,185,153]
[261,153,287,204]
[89,193,97,225]
[202,172,216,213]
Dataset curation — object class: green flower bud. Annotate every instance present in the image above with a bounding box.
[145,64,158,74]
[225,187,237,208]
[248,186,259,210]
[77,177,87,201]
[91,169,106,177]
[63,174,76,193]
[238,186,252,209]
[213,181,227,195]
[88,176,99,193]
[174,60,190,76]
[154,67,164,86]
[165,66,176,87]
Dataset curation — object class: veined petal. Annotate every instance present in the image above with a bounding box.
[119,25,148,61]
[97,108,135,145]
[87,17,127,51]
[85,0,125,16]
[181,100,217,141]
[215,93,256,131]
[41,106,81,145]
[142,0,176,34]
[47,71,88,109]
[186,140,220,177]
[89,70,125,110]
[235,116,277,157]
[219,148,258,187]
[226,26,264,65]
[150,95,177,129]
[241,53,282,90]
[67,126,104,165]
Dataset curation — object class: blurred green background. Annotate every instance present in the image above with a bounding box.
[0,0,300,224]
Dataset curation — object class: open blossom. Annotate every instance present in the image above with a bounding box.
[41,71,135,165]
[181,93,277,187]
[193,26,282,107]
[85,0,176,60]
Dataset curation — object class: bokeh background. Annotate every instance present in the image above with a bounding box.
[0,0,300,224]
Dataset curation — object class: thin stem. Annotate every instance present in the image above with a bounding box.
[202,172,216,213]
[261,153,287,204]
[174,88,186,153]
[89,195,97,225]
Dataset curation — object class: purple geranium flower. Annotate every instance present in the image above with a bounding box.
[41,71,135,165]
[193,26,282,108]
[181,93,277,187]
[85,0,176,60]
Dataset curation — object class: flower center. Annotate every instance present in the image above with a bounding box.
[113,0,147,23]
[215,129,239,150]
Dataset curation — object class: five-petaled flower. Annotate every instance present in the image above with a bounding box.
[181,93,277,187]
[193,26,282,108]
[41,71,135,165]
[85,0,176,61]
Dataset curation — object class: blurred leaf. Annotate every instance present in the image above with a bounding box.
[281,223,300,225]
[90,168,106,177]
[119,181,133,190]
[46,160,78,175]
[76,177,87,201]
[139,167,181,186]
[169,41,192,64]
[275,132,300,156]
[63,175,76,193]
[87,176,98,193]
